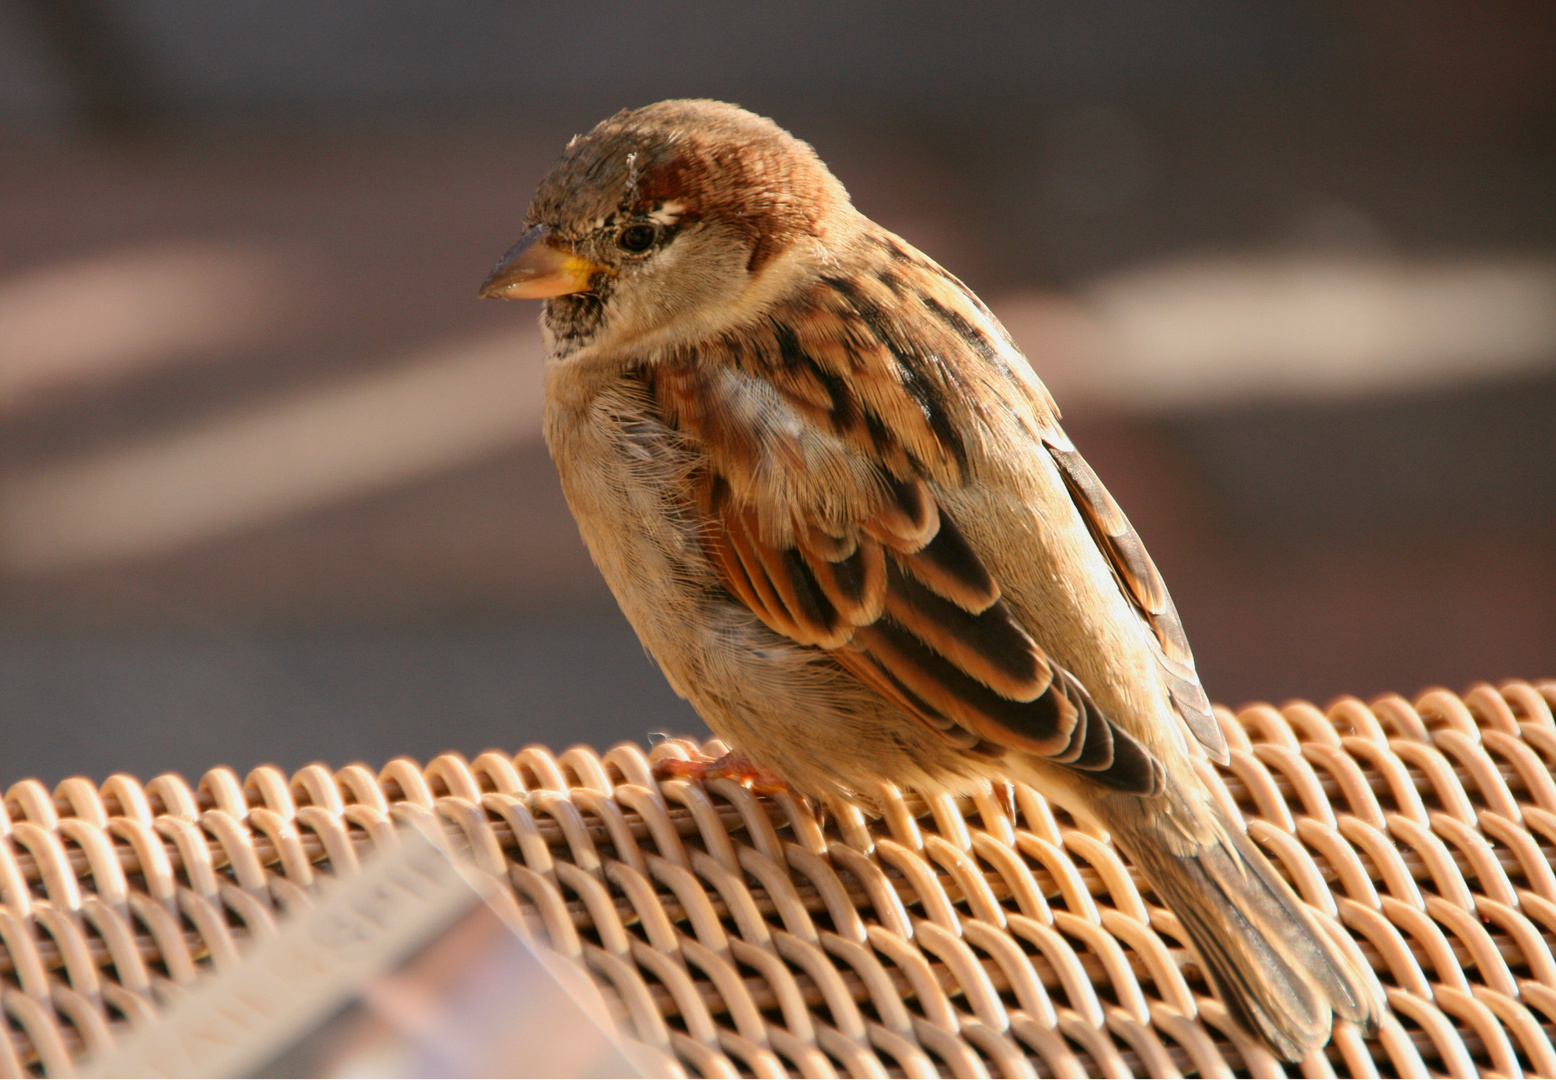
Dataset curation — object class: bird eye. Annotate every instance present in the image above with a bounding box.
[617,223,658,252]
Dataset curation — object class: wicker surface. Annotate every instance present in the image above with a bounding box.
[3,681,1556,1077]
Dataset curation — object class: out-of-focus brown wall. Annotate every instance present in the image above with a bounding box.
[2,1,1553,785]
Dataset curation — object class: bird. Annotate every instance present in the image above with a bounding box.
[479,99,1380,1061]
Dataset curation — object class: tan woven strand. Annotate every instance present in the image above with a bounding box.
[3,679,1556,1077]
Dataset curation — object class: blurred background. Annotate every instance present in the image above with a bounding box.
[1,1,1552,787]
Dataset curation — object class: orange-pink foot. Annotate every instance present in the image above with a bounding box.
[655,751,789,795]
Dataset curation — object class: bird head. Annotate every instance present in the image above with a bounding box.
[479,99,853,358]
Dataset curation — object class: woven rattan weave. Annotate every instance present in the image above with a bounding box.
[4,680,1556,1077]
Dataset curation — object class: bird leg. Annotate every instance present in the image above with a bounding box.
[655,750,789,794]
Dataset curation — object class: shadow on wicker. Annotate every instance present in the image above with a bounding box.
[3,680,1556,1077]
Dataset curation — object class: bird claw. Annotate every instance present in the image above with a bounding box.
[655,751,789,794]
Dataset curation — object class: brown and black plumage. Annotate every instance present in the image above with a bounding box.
[480,99,1381,1060]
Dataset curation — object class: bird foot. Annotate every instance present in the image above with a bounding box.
[656,751,789,795]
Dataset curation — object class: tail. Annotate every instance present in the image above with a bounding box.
[1114,800,1380,1062]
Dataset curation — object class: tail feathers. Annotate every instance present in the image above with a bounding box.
[1128,815,1379,1062]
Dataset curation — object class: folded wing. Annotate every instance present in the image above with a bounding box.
[1043,439,1225,763]
[645,253,1182,794]
[705,465,1163,795]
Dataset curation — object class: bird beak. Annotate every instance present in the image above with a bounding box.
[478,225,606,300]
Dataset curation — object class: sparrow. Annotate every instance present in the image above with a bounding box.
[480,99,1379,1061]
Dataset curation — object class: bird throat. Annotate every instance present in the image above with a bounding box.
[543,288,611,359]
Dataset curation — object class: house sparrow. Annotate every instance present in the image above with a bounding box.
[480,99,1379,1061]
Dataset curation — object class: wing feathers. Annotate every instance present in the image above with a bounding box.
[799,536,886,629]
[854,619,1077,755]
[699,466,1162,793]
[1049,674,1161,791]
[836,650,985,750]
[864,476,939,551]
[798,525,855,562]
[896,512,999,613]
[722,511,806,642]
[1046,445,1169,620]
[1046,441,1226,763]
[882,563,1049,700]
[642,242,1198,793]
[778,547,849,648]
[1045,681,1110,767]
